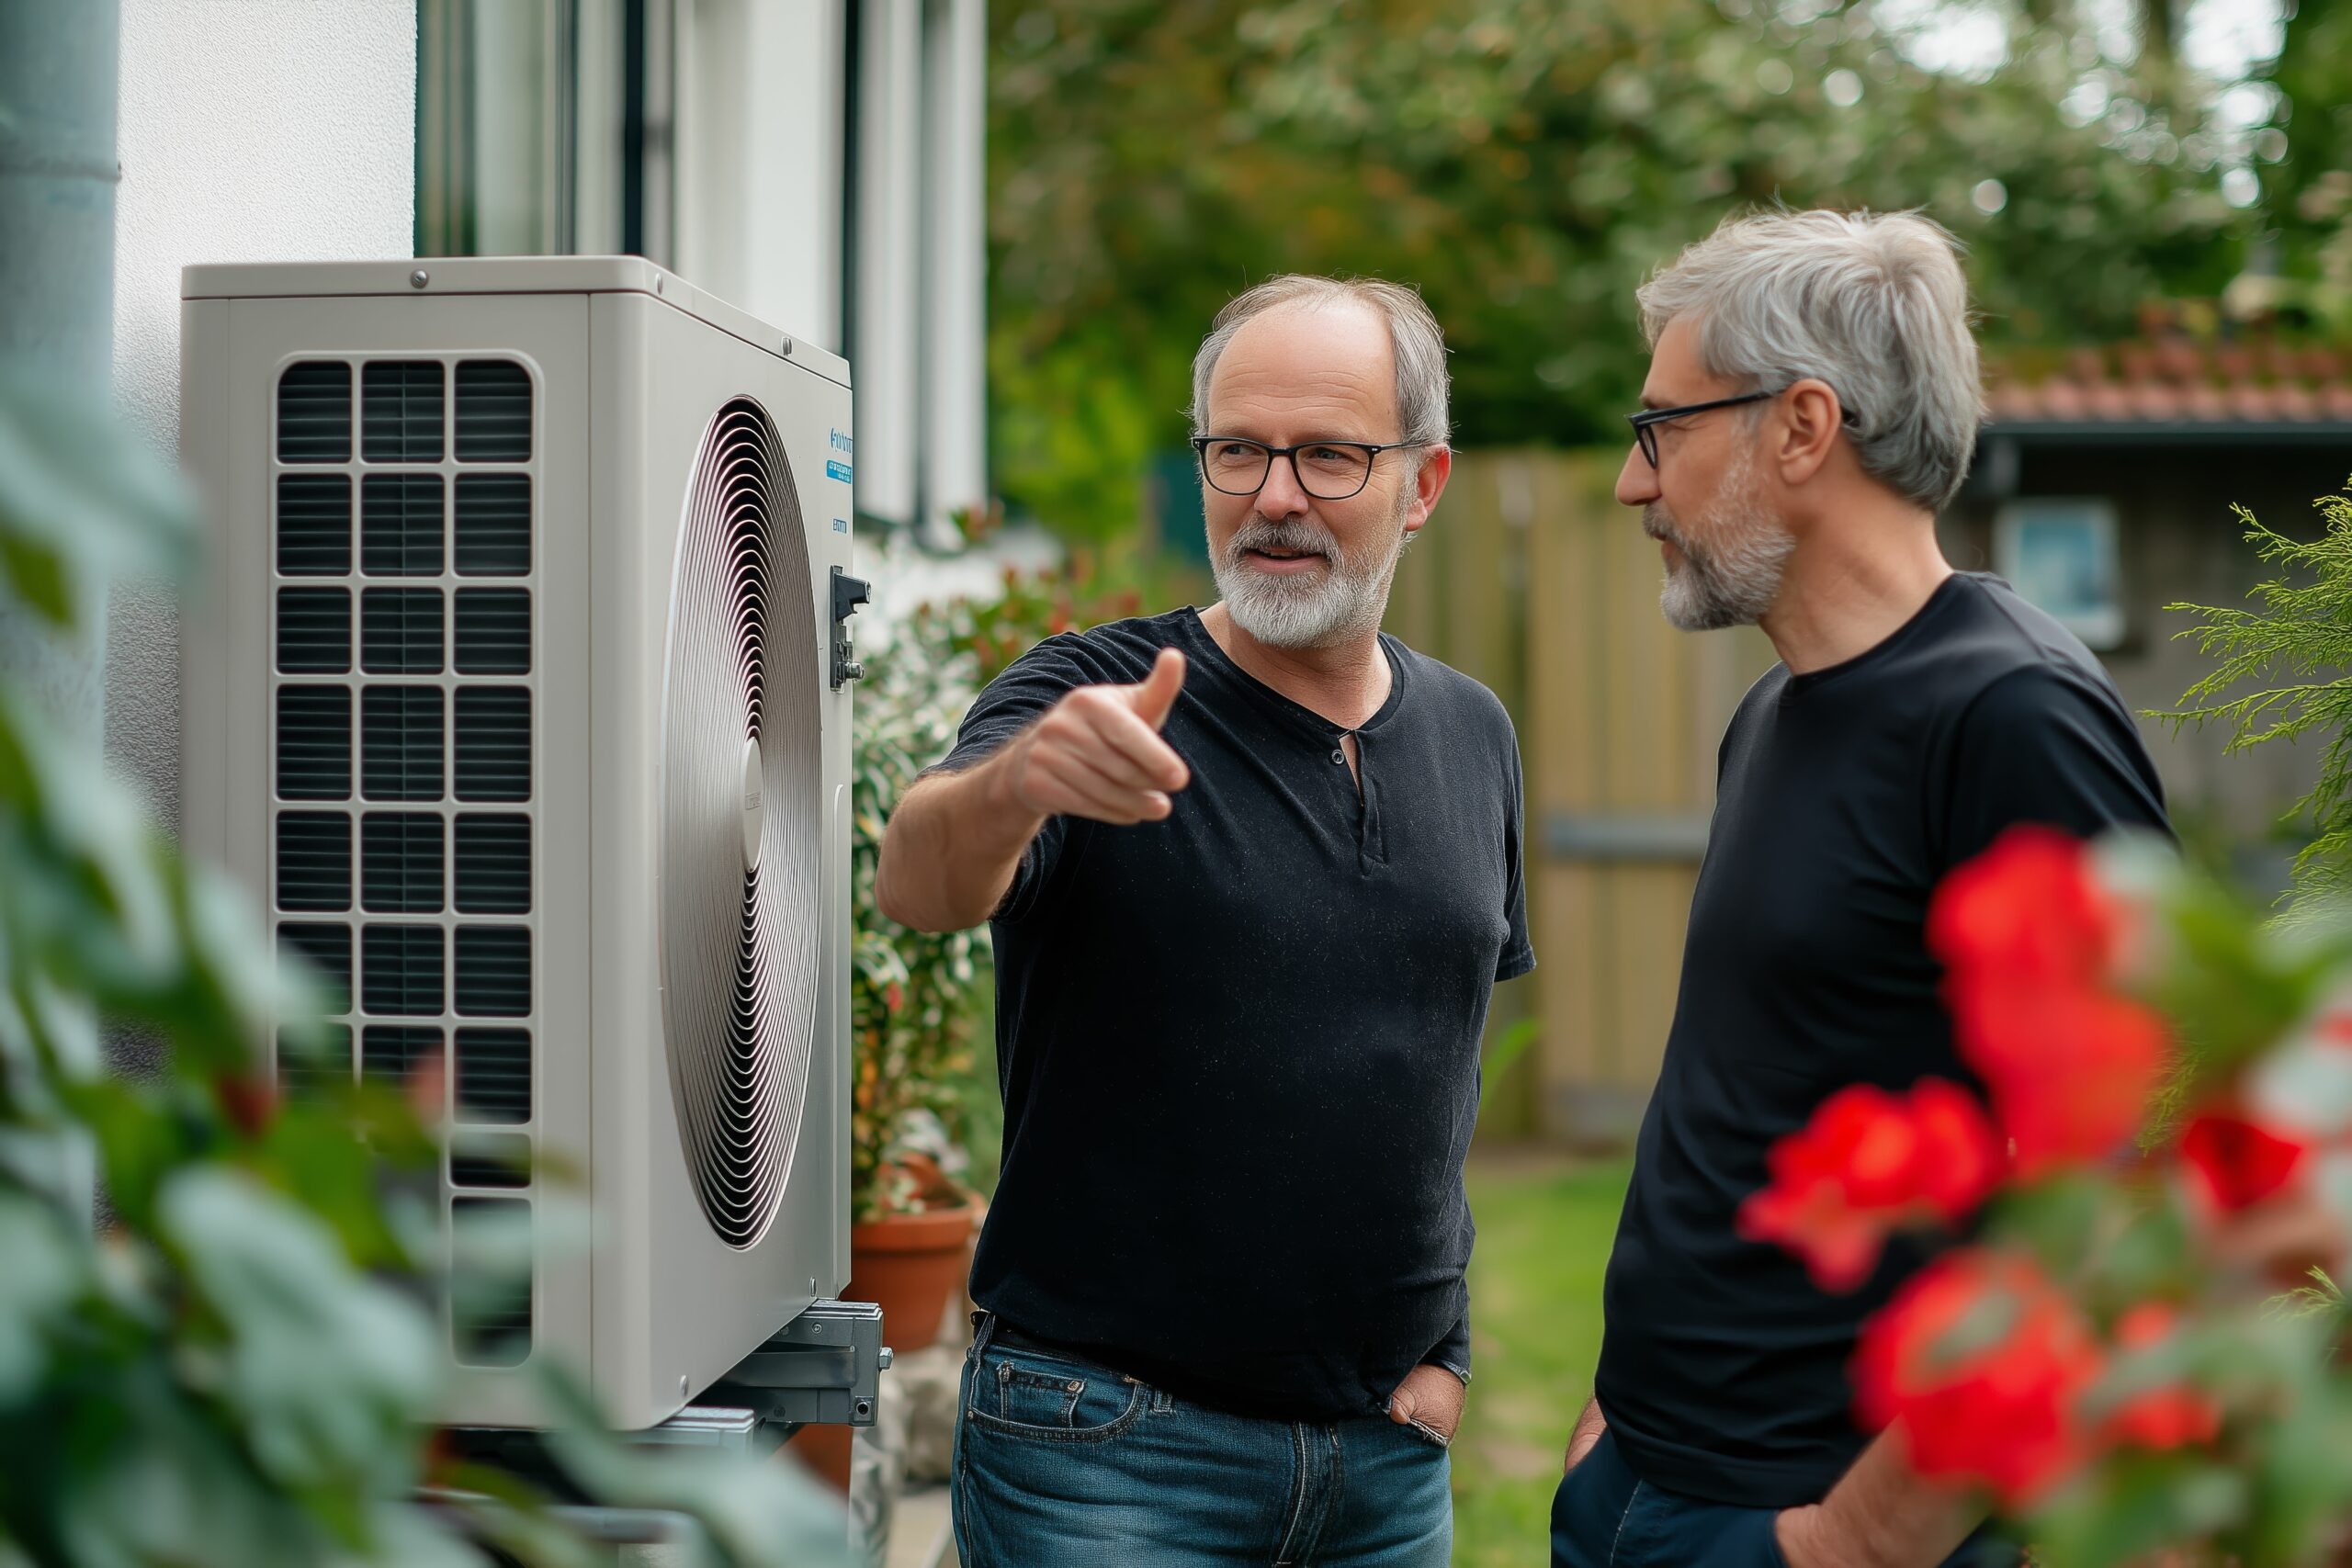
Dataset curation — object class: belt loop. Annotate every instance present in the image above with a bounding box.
[969,1308,999,1359]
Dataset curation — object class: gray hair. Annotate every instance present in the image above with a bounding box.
[1190,276,1452,448]
[1637,209,1984,511]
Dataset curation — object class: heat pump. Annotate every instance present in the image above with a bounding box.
[178,257,857,1430]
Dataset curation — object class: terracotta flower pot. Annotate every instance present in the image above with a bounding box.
[849,1196,981,1354]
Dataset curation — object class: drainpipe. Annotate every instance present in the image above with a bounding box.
[0,0,120,691]
[0,0,119,1221]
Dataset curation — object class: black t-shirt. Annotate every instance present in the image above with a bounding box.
[1594,572,2170,1506]
[931,607,1533,1421]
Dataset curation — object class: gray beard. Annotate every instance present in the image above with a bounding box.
[1211,507,1410,649]
[1648,451,1794,632]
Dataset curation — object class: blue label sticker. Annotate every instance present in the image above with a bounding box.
[826,460,853,483]
[832,517,850,534]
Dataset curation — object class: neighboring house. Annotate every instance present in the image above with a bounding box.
[1942,332,2352,882]
[107,0,985,841]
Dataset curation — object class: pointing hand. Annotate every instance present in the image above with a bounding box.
[1007,649,1192,826]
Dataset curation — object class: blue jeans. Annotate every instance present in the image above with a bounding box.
[951,1314,1452,1568]
[1551,1430,2012,1568]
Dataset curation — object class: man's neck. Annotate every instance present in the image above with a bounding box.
[1758,502,1953,677]
[1198,603,1392,730]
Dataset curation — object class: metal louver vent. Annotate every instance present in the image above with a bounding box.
[454,815,531,913]
[362,361,445,463]
[451,1196,533,1366]
[456,1027,531,1122]
[362,686,445,800]
[362,1024,442,1086]
[279,923,352,1013]
[455,361,533,461]
[277,1026,350,1099]
[277,688,351,800]
[451,1133,532,1189]
[362,812,445,913]
[454,589,531,673]
[454,475,531,575]
[277,475,352,575]
[277,588,351,673]
[277,812,352,911]
[278,362,351,462]
[363,475,445,576]
[660,397,821,1250]
[362,588,446,674]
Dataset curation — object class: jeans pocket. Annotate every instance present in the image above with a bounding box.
[965,1348,1151,1445]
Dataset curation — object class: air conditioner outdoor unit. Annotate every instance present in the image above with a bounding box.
[178,256,857,1431]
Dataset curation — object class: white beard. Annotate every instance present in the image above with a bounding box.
[1210,501,1412,649]
[1648,447,1794,632]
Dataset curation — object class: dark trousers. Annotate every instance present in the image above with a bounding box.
[1550,1430,2014,1568]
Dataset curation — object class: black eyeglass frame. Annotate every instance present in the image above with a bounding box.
[1625,389,1862,469]
[1189,434,1422,501]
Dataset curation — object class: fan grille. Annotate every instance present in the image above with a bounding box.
[660,398,821,1250]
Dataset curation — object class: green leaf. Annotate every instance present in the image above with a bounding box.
[156,1168,442,1492]
[0,371,197,635]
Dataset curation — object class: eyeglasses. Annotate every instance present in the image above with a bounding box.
[1625,389,1863,469]
[1191,435,1419,501]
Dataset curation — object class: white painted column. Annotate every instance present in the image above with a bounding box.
[852,0,923,527]
[919,0,986,537]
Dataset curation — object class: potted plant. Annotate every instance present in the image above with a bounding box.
[842,553,1148,1357]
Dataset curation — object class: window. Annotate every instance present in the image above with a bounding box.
[1994,499,2125,650]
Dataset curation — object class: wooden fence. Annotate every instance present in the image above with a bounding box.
[1385,450,1776,1145]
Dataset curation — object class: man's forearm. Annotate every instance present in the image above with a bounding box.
[1776,1432,1980,1568]
[875,739,1049,932]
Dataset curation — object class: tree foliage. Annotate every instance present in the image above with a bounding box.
[989,0,2260,538]
[2163,479,2352,904]
[2259,0,2352,330]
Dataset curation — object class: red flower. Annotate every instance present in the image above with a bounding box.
[1951,977,2167,1179]
[1931,828,2167,1178]
[1738,1080,2004,1292]
[2100,1303,2222,1451]
[1852,1248,2104,1506]
[1928,827,2124,988]
[2180,1111,2308,1214]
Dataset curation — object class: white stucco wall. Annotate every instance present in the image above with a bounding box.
[108,0,417,827]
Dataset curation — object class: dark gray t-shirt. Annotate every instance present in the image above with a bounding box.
[1596,572,2170,1506]
[933,607,1532,1421]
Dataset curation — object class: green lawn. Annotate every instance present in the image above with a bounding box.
[1450,1155,1632,1566]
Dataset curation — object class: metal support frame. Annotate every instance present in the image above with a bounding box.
[707,1296,891,1431]
[437,1299,889,1498]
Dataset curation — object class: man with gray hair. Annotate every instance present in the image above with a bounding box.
[1551,209,2169,1567]
[878,275,1531,1564]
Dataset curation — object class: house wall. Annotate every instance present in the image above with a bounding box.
[1941,440,2352,886]
[108,0,419,830]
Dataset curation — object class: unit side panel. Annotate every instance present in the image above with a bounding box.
[179,298,249,874]
[591,293,849,1427]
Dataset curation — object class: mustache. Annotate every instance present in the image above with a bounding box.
[1228,516,1340,562]
[1642,504,1680,547]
